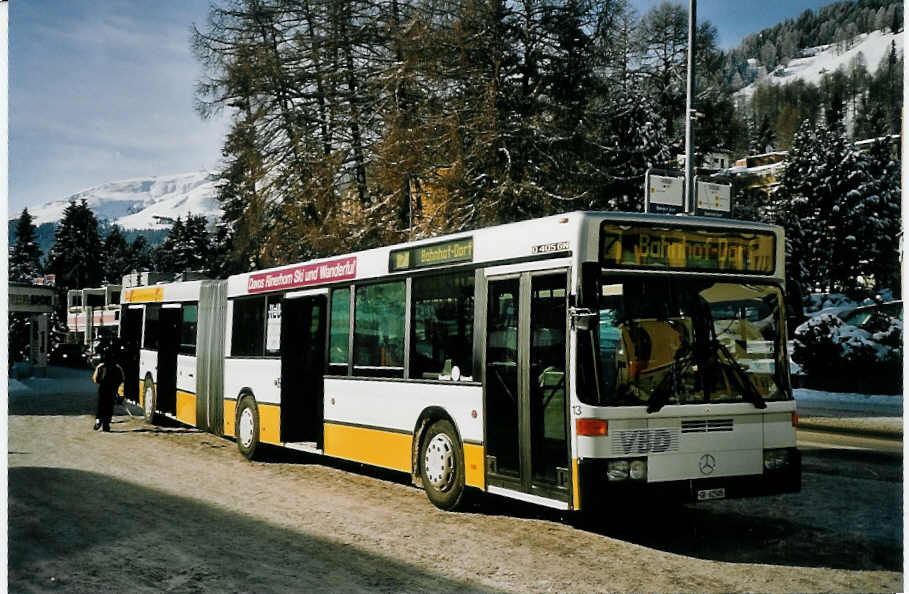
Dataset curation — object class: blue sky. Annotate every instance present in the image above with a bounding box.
[9,0,836,216]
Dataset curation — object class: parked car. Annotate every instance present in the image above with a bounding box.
[837,301,902,328]
[50,343,90,368]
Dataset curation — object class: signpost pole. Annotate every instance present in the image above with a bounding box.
[684,0,697,214]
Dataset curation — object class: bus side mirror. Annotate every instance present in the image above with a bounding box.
[570,308,597,331]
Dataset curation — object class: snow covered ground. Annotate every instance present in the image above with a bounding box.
[794,388,902,416]
[794,388,902,437]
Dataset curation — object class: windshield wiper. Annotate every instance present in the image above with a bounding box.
[647,343,692,414]
[713,341,767,409]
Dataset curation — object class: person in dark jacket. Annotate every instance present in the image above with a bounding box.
[93,340,125,432]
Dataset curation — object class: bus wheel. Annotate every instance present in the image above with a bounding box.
[143,377,158,424]
[236,397,260,460]
[420,420,466,511]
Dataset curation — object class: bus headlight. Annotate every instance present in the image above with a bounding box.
[607,459,647,482]
[629,459,647,480]
[607,460,629,481]
[763,449,791,470]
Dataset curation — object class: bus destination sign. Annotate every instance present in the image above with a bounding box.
[389,238,473,272]
[600,223,775,274]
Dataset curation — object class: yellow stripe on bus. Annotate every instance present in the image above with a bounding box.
[223,399,237,436]
[222,399,280,443]
[572,458,580,511]
[124,287,164,303]
[324,423,413,473]
[258,402,281,444]
[463,443,485,489]
[176,391,196,426]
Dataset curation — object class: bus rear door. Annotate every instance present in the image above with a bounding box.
[280,290,327,447]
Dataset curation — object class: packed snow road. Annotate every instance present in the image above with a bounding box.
[8,369,902,592]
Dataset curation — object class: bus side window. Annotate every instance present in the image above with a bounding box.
[410,272,474,380]
[179,303,198,356]
[143,304,161,350]
[231,296,266,357]
[353,281,405,378]
[328,287,350,374]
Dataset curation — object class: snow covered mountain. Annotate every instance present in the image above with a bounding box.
[737,29,903,100]
[18,171,222,230]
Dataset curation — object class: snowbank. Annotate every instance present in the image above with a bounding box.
[794,388,902,415]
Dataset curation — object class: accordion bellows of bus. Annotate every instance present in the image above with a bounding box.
[118,211,799,512]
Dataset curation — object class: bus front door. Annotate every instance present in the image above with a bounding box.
[484,271,571,503]
[280,292,327,446]
[120,307,143,402]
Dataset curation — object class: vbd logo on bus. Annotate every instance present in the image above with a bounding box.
[247,257,357,294]
[612,428,680,454]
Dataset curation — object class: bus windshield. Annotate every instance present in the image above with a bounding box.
[580,276,791,409]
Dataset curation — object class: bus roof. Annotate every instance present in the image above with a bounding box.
[224,211,784,298]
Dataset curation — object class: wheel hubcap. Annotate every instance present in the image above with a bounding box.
[239,408,254,448]
[424,433,455,492]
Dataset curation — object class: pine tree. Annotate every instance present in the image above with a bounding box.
[156,215,213,275]
[101,226,131,284]
[771,119,900,299]
[755,114,776,153]
[635,2,689,142]
[9,208,43,282]
[45,200,104,300]
[211,116,268,273]
[849,139,902,295]
[128,235,155,273]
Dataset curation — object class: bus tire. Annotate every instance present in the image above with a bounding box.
[419,420,466,511]
[236,397,260,460]
[143,376,158,424]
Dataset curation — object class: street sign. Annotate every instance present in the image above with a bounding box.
[694,176,733,218]
[644,169,685,215]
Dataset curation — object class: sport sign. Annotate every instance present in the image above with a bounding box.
[247,257,357,294]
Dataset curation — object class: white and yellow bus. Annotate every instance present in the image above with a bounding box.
[66,285,122,350]
[119,211,800,511]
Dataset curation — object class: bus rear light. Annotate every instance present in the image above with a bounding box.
[576,418,608,436]
[792,411,799,427]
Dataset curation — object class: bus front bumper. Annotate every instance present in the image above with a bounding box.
[577,448,800,508]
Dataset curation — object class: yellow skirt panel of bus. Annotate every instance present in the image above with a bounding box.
[572,458,580,511]
[224,399,237,437]
[324,423,412,473]
[176,391,196,426]
[258,402,281,444]
[463,443,485,489]
[139,379,146,409]
[223,400,280,443]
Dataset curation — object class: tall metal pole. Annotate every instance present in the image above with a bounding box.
[684,0,697,213]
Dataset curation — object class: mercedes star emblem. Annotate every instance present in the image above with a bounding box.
[699,454,716,475]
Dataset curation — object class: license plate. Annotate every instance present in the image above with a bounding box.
[697,488,726,501]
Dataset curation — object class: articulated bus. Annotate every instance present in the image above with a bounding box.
[66,285,122,351]
[119,211,800,511]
